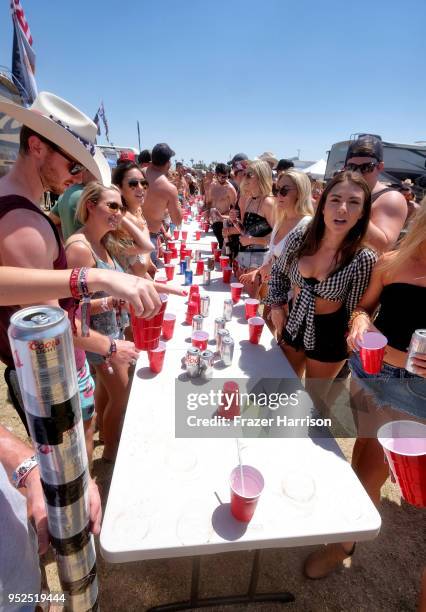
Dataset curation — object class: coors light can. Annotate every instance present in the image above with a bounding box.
[186,347,201,377]
[192,314,204,332]
[8,306,98,611]
[220,335,234,366]
[200,295,210,317]
[405,329,426,374]
[200,350,214,380]
[223,298,233,322]
[217,328,230,352]
[203,269,211,285]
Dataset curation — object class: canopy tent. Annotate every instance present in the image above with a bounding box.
[301,158,326,179]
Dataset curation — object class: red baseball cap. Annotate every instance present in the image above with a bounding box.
[117,151,136,163]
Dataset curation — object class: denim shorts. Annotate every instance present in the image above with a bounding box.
[349,351,426,421]
[85,330,124,366]
[77,360,95,421]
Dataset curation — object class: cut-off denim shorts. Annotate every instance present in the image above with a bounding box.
[349,351,426,421]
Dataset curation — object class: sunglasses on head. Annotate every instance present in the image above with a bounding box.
[345,161,379,175]
[276,185,297,197]
[105,201,124,212]
[42,138,86,176]
[127,178,146,188]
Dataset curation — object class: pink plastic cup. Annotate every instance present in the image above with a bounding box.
[163,250,172,264]
[164,263,175,281]
[230,282,244,304]
[191,330,209,351]
[245,299,260,320]
[220,255,230,270]
[214,248,221,262]
[378,420,426,507]
[131,295,168,350]
[359,331,388,374]
[248,316,265,344]
[223,266,232,283]
[211,241,218,253]
[196,260,204,275]
[181,230,188,240]
[162,313,176,340]
[230,465,264,522]
[148,341,166,373]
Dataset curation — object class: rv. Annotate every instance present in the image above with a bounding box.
[0,72,22,178]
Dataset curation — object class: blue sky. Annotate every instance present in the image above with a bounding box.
[1,0,425,164]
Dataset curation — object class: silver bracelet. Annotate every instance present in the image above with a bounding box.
[12,455,38,488]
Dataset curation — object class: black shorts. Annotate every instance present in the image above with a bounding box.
[282,305,348,363]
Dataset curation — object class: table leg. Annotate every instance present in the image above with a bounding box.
[147,551,295,611]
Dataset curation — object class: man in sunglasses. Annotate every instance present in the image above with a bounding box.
[344,135,407,252]
[206,163,237,250]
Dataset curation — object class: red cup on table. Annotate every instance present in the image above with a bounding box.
[148,341,166,373]
[223,266,232,283]
[185,249,192,259]
[245,298,260,320]
[230,282,244,304]
[214,248,221,262]
[131,294,168,350]
[358,331,388,374]
[220,255,230,270]
[173,229,180,240]
[378,420,426,507]
[163,250,172,264]
[230,465,264,522]
[164,263,175,281]
[186,300,199,324]
[211,241,218,253]
[191,330,209,351]
[248,316,265,344]
[155,273,167,284]
[195,230,201,240]
[218,381,240,419]
[162,313,176,340]
[196,260,204,275]
[189,284,199,299]
[181,230,188,240]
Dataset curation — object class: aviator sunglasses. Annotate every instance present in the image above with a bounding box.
[345,161,379,175]
[40,136,86,176]
[127,178,147,188]
[105,201,124,212]
[276,185,297,197]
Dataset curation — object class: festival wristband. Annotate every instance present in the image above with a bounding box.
[12,455,38,489]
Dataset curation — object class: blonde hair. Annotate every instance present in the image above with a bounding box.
[241,160,272,197]
[381,197,426,274]
[75,181,121,224]
[274,169,314,227]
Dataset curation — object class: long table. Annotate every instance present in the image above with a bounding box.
[100,219,381,610]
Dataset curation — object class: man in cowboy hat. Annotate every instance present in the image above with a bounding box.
[257,151,278,170]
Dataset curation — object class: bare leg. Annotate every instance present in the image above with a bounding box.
[304,358,346,419]
[281,343,306,378]
[94,375,108,442]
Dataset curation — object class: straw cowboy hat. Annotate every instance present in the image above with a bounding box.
[257,151,278,168]
[0,91,110,185]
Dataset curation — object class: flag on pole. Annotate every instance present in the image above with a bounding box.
[93,102,110,143]
[10,0,37,106]
[137,120,141,150]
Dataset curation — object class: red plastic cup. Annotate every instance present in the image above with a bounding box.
[248,316,265,344]
[189,284,200,299]
[163,250,172,264]
[180,241,187,250]
[211,241,218,253]
[378,420,426,507]
[195,230,201,240]
[218,381,240,419]
[196,260,205,275]
[181,230,188,240]
[155,274,167,284]
[131,294,168,350]
[164,263,175,281]
[185,249,192,259]
[223,266,232,283]
[245,299,260,320]
[191,330,209,351]
[186,300,199,324]
[219,255,230,270]
[173,229,180,240]
[162,313,176,340]
[230,465,264,522]
[231,282,244,304]
[214,248,221,262]
[148,341,166,373]
[359,331,388,374]
[171,249,178,260]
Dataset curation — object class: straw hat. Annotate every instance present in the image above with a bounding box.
[257,151,278,168]
[0,91,110,185]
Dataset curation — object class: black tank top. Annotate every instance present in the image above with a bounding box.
[374,283,426,351]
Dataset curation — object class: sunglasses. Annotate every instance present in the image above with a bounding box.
[127,179,146,188]
[345,161,379,175]
[45,140,85,176]
[105,201,124,212]
[276,186,296,197]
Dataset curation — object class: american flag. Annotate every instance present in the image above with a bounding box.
[93,101,110,143]
[10,0,37,106]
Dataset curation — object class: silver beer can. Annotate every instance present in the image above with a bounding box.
[192,314,204,332]
[220,335,234,366]
[214,316,226,337]
[194,250,201,262]
[185,255,191,269]
[200,350,214,380]
[203,269,211,285]
[186,347,201,377]
[207,256,215,271]
[405,329,426,374]
[200,295,210,317]
[223,298,233,322]
[217,328,230,352]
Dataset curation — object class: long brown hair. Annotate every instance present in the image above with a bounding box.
[296,171,372,271]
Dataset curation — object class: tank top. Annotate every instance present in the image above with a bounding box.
[0,196,85,369]
[240,197,272,252]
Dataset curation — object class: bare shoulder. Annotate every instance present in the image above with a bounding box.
[64,234,94,266]
[262,196,275,209]
[373,189,407,214]
[0,207,52,235]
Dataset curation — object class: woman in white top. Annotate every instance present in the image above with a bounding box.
[240,169,314,289]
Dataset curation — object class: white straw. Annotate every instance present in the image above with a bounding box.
[236,439,245,496]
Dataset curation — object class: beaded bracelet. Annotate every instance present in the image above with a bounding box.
[104,338,117,374]
[12,455,38,489]
[69,267,92,337]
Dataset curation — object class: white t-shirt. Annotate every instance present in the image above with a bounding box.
[264,216,312,263]
[0,463,40,611]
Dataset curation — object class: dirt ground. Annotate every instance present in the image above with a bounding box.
[1,362,425,612]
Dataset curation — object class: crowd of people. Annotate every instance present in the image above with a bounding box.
[0,90,424,608]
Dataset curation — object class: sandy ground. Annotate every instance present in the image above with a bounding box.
[1,362,425,612]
